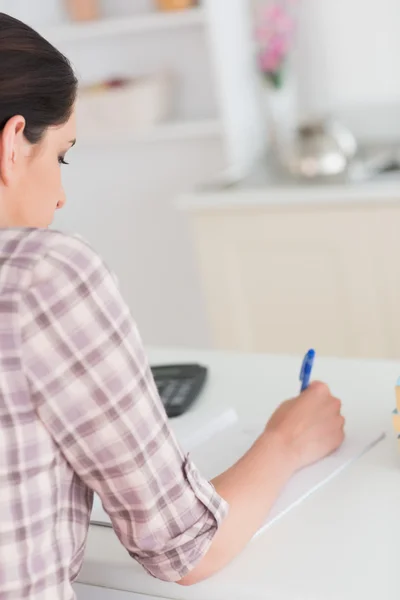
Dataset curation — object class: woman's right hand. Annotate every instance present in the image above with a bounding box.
[264,381,345,472]
[180,380,345,586]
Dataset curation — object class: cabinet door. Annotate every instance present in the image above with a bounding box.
[192,204,400,359]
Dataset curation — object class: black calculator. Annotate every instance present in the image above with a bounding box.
[151,364,208,418]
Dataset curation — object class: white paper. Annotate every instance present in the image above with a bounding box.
[90,412,385,536]
[170,407,238,452]
[188,422,386,536]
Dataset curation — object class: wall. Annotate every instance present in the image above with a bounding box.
[55,139,224,348]
[295,0,400,137]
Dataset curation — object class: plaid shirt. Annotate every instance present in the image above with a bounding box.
[0,229,228,600]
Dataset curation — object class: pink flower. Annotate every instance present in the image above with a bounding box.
[257,11,294,42]
[269,35,289,56]
[259,47,282,72]
[256,0,297,78]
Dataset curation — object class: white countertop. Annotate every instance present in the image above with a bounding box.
[78,348,400,600]
[178,163,400,211]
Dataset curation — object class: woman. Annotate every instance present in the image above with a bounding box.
[0,12,345,600]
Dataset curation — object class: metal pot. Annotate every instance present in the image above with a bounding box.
[287,118,358,179]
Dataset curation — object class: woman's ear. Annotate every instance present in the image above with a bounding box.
[0,115,26,186]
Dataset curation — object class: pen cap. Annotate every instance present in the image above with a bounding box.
[300,349,315,379]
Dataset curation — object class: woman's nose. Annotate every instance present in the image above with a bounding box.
[57,190,66,210]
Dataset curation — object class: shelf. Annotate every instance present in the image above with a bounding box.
[78,118,222,145]
[42,7,206,44]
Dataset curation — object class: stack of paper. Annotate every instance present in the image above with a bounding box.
[189,420,385,536]
[91,408,385,537]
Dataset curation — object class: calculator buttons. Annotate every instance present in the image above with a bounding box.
[169,394,185,407]
[151,364,208,417]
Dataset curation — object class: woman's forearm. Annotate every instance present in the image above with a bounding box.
[178,381,345,586]
[178,431,294,585]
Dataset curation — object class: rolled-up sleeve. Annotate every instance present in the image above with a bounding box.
[21,235,228,581]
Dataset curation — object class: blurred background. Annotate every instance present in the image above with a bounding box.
[2,0,400,359]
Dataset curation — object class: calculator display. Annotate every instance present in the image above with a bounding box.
[154,367,182,377]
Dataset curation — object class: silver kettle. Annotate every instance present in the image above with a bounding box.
[286,118,358,179]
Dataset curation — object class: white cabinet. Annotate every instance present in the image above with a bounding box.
[182,184,400,359]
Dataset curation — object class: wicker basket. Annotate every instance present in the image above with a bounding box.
[76,73,173,136]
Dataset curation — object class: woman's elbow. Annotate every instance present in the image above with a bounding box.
[176,559,213,587]
[176,575,196,587]
[176,572,205,587]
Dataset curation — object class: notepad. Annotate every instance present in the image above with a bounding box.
[90,413,385,536]
[171,406,239,451]
[188,421,385,536]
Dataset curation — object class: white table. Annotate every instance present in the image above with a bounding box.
[77,348,400,600]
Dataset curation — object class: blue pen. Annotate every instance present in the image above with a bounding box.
[300,349,315,392]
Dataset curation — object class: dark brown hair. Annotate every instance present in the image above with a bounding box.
[0,12,77,143]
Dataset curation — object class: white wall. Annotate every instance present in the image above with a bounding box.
[54,140,224,348]
[295,0,400,137]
